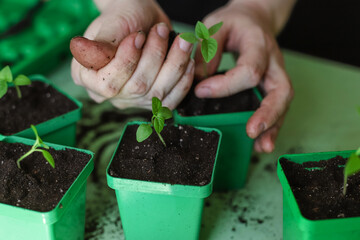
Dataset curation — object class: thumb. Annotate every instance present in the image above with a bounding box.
[194,20,227,80]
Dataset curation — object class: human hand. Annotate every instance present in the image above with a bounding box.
[193,0,295,153]
[70,0,195,110]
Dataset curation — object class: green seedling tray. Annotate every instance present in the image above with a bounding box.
[107,121,222,240]
[0,135,94,240]
[173,87,262,191]
[0,0,99,75]
[277,151,360,240]
[1,74,82,147]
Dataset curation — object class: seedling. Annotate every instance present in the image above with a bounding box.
[343,107,360,195]
[0,65,31,99]
[17,125,55,169]
[136,97,172,147]
[180,21,223,78]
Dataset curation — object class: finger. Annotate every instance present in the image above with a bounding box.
[149,36,194,100]
[162,59,195,110]
[195,36,268,98]
[87,89,106,103]
[70,37,117,70]
[118,22,170,98]
[254,116,284,153]
[80,31,146,98]
[246,59,293,139]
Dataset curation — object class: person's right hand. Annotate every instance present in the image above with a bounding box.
[70,0,195,110]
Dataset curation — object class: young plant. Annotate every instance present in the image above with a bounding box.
[343,107,360,195]
[17,125,55,169]
[180,21,223,78]
[0,65,31,99]
[136,97,172,147]
[343,148,360,195]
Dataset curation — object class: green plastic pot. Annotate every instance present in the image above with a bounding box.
[173,88,262,191]
[0,0,99,76]
[106,122,222,240]
[2,74,82,147]
[0,135,94,240]
[277,150,360,240]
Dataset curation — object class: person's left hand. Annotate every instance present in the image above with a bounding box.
[193,1,294,153]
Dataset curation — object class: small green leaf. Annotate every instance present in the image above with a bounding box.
[153,117,164,134]
[195,21,209,39]
[201,38,218,63]
[208,21,223,36]
[136,124,153,142]
[180,32,198,44]
[152,97,162,115]
[0,80,8,98]
[14,75,31,86]
[0,66,13,83]
[158,107,173,120]
[344,152,360,177]
[41,150,55,168]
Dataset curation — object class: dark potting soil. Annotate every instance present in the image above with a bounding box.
[280,156,360,220]
[176,87,260,116]
[109,124,219,186]
[0,81,78,135]
[0,141,91,212]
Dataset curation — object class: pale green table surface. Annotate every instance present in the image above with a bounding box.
[47,22,360,240]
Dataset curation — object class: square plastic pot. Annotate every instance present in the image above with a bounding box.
[173,88,262,191]
[277,150,360,240]
[0,135,94,240]
[4,74,82,147]
[106,122,222,240]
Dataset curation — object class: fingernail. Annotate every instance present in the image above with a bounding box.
[179,38,193,53]
[186,59,195,74]
[157,22,169,39]
[135,31,146,49]
[196,87,211,97]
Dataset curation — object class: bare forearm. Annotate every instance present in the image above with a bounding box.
[229,0,296,35]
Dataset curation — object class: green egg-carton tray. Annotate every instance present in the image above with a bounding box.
[0,0,99,76]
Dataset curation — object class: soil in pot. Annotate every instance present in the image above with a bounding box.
[176,86,260,116]
[0,81,78,135]
[0,141,91,212]
[280,156,360,220]
[108,124,220,186]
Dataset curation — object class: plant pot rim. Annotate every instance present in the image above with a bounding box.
[0,135,94,224]
[173,87,262,126]
[0,74,82,137]
[106,121,222,198]
[277,150,360,233]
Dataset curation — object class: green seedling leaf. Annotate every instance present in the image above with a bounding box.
[195,21,209,39]
[343,151,360,195]
[208,21,223,36]
[41,150,55,168]
[136,123,153,142]
[180,32,198,44]
[14,75,31,86]
[344,151,360,176]
[152,97,162,115]
[153,117,164,134]
[0,80,8,98]
[136,97,172,147]
[158,107,173,120]
[201,38,218,63]
[17,125,55,169]
[0,66,13,82]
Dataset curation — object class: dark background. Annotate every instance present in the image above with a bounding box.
[158,0,360,67]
